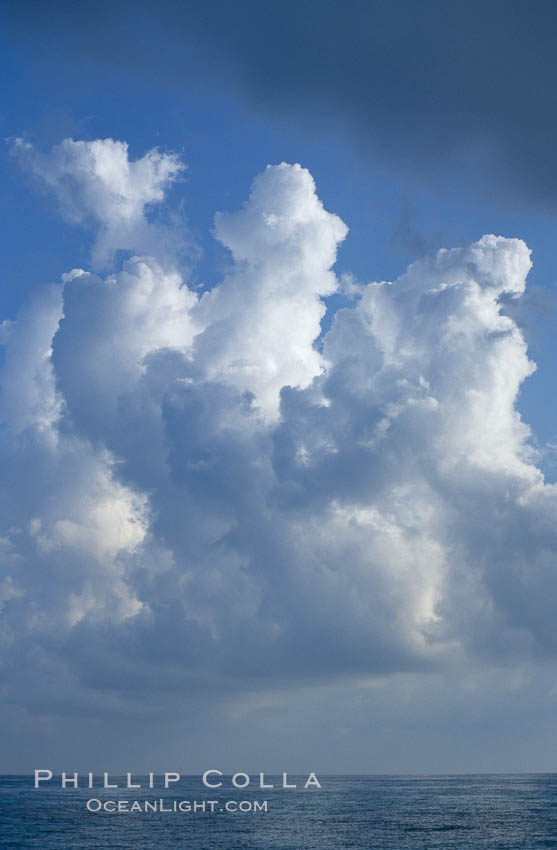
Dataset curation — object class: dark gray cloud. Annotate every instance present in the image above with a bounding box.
[5,0,557,205]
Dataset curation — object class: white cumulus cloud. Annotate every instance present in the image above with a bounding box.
[2,138,557,746]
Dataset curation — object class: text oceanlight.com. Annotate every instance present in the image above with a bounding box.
[86,798,269,813]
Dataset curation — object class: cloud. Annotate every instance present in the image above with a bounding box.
[2,138,557,746]
[194,162,348,418]
[12,137,185,268]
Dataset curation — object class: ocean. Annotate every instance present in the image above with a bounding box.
[2,774,557,848]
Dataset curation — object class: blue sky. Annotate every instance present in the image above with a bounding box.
[3,5,557,445]
[3,1,557,773]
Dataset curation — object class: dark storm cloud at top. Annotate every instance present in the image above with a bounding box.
[5,0,557,206]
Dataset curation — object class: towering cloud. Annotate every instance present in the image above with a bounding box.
[1,139,555,731]
[194,163,348,418]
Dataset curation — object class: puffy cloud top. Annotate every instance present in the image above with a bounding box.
[196,162,348,418]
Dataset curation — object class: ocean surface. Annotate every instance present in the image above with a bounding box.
[2,774,557,849]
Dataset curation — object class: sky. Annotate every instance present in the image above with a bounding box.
[2,1,557,774]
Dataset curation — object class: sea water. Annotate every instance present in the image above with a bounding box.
[2,773,557,848]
